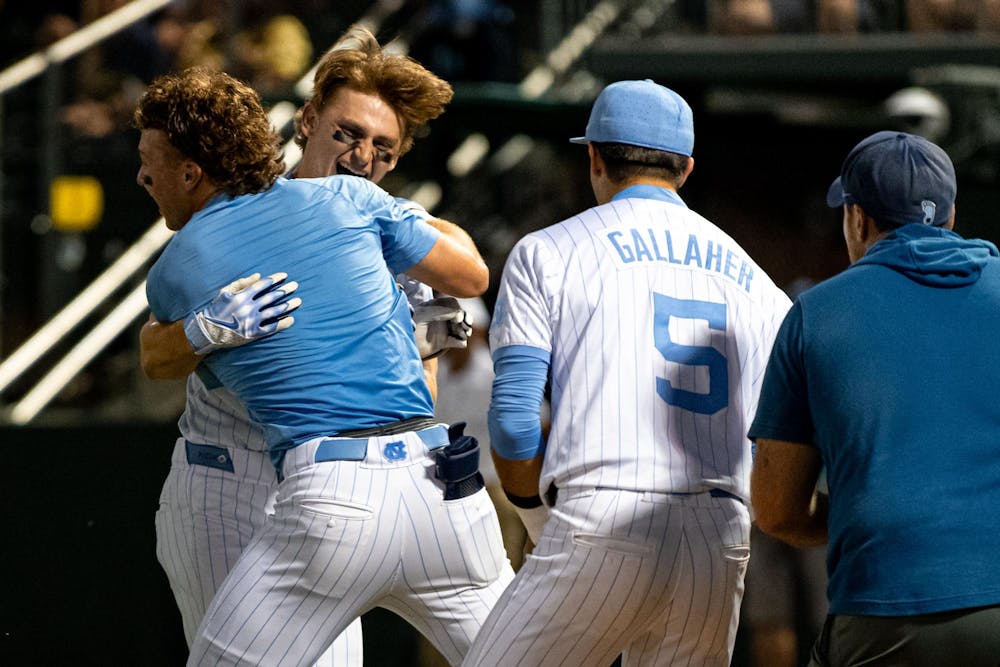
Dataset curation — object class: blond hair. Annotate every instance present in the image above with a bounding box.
[295,25,453,156]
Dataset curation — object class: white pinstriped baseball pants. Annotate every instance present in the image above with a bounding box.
[155,437,362,666]
[188,426,515,667]
[462,487,751,667]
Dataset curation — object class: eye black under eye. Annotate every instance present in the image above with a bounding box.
[332,129,356,143]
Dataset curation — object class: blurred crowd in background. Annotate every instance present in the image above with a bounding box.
[0,0,997,418]
[3,0,998,155]
[1,0,998,419]
[2,3,999,666]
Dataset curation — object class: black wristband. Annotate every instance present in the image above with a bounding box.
[504,490,543,509]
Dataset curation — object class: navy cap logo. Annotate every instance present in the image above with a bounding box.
[921,200,936,225]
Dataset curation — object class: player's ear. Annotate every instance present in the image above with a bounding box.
[857,207,882,245]
[676,156,694,188]
[843,204,876,256]
[588,143,604,177]
[180,161,203,191]
[300,101,317,138]
[943,204,956,230]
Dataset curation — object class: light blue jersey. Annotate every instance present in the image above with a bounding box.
[147,175,439,469]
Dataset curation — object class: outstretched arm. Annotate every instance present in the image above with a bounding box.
[140,317,200,380]
[140,272,301,380]
[423,357,438,403]
[489,345,551,543]
[406,218,489,298]
[426,216,481,255]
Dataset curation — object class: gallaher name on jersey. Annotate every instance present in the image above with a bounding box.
[602,224,755,293]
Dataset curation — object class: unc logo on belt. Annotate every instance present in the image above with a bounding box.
[383,440,407,461]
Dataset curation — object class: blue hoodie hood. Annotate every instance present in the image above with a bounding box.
[853,223,999,287]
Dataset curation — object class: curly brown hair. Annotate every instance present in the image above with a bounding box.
[294,25,453,156]
[134,67,286,196]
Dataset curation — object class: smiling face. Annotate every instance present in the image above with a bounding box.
[136,129,197,231]
[296,87,403,184]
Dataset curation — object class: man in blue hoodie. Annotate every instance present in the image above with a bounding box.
[748,131,1000,667]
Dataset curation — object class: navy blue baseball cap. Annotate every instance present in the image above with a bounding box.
[826,131,956,227]
[570,79,694,156]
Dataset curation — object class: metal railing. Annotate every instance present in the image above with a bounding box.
[0,0,176,422]
[0,2,327,423]
[2,99,299,425]
[0,0,645,424]
[0,1,427,423]
[0,0,175,96]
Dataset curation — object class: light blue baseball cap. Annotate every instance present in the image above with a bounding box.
[570,79,694,156]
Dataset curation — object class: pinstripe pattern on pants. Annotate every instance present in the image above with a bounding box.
[188,426,515,666]
[461,488,750,667]
[156,437,363,666]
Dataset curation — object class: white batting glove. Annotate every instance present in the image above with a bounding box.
[412,296,473,360]
[184,272,302,356]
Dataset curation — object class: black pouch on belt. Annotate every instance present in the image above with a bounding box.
[434,422,485,500]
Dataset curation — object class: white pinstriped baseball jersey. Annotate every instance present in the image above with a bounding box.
[489,192,791,503]
[469,187,791,666]
[177,371,268,451]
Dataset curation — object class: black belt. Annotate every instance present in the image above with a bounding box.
[546,485,742,506]
[708,488,742,502]
[336,416,437,438]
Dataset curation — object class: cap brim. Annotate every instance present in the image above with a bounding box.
[569,136,589,145]
[826,177,845,208]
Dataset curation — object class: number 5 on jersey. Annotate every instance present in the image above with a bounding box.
[653,293,728,415]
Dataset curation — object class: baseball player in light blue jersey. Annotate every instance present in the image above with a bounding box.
[142,29,474,665]
[463,80,792,666]
[136,67,512,667]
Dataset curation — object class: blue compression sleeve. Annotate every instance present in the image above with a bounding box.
[488,345,549,460]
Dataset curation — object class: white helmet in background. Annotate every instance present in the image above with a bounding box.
[884,86,951,143]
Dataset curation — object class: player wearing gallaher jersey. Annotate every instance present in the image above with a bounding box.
[462,80,791,667]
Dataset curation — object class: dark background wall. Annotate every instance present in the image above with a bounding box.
[3,3,1000,665]
[1,424,187,665]
[0,424,437,666]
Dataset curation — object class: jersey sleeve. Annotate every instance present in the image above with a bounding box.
[145,252,179,322]
[489,345,550,461]
[145,236,216,323]
[748,301,814,444]
[371,190,440,274]
[489,234,561,353]
[393,196,431,221]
